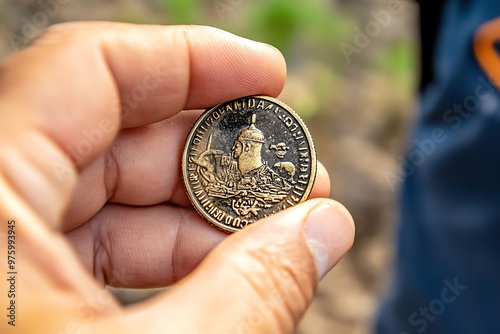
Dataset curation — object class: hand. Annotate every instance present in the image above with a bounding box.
[0,22,354,333]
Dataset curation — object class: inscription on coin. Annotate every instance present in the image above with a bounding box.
[182,95,317,233]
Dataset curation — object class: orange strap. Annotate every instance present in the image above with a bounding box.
[474,17,500,91]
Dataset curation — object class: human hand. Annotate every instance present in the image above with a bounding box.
[0,23,354,333]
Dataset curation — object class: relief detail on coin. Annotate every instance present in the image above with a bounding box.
[182,95,317,233]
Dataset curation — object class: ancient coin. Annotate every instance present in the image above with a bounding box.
[182,95,317,233]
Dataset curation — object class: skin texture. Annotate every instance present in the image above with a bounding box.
[0,23,354,333]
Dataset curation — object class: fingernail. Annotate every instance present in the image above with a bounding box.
[305,202,354,280]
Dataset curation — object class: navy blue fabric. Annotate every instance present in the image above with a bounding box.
[376,1,500,333]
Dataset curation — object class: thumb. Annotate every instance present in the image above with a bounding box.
[129,198,355,334]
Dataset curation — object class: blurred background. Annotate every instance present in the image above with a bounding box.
[0,0,419,332]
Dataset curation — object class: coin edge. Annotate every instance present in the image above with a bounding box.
[181,95,318,233]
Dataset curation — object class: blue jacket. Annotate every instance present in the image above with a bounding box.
[377,1,500,333]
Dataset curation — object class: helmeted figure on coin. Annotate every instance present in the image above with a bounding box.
[230,114,282,190]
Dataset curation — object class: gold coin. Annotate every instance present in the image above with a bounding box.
[182,95,317,233]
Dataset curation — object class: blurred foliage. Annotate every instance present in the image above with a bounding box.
[232,0,354,56]
[374,39,417,99]
[153,0,417,118]
[159,0,203,24]
[160,0,357,62]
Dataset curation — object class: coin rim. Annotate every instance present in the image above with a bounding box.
[182,95,317,233]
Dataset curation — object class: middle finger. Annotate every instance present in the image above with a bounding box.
[63,109,199,232]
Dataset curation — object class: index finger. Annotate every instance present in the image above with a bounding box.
[0,22,286,167]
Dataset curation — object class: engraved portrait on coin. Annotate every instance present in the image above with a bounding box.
[182,95,317,233]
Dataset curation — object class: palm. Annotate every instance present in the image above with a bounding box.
[63,112,227,288]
